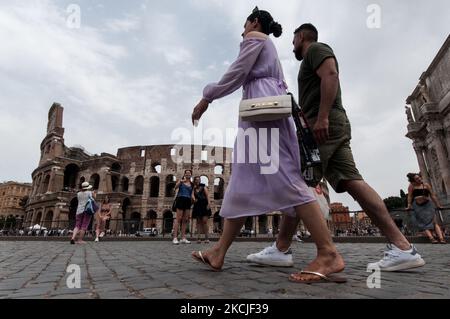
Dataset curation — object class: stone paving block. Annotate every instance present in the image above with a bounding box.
[0,242,448,299]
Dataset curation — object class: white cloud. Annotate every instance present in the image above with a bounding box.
[104,15,141,33]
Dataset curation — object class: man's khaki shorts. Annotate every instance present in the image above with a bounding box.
[308,109,364,193]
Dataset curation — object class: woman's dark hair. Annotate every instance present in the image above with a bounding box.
[407,173,419,183]
[103,196,109,204]
[184,169,193,176]
[193,176,200,183]
[247,7,282,38]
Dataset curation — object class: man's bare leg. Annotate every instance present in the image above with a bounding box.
[276,215,300,252]
[341,180,410,250]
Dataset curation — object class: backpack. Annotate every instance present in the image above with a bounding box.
[84,195,99,215]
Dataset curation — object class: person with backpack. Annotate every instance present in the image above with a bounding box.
[70,182,97,245]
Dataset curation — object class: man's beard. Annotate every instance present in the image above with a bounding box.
[294,49,303,61]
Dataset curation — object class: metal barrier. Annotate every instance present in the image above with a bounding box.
[1,208,449,238]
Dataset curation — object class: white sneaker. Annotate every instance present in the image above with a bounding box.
[246,242,294,267]
[172,238,179,245]
[180,238,191,244]
[368,244,425,272]
[94,237,99,242]
[99,232,105,238]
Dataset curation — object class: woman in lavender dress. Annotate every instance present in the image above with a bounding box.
[191,8,345,283]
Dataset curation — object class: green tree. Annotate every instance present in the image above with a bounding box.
[384,196,406,210]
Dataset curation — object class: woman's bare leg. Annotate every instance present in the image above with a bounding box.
[173,210,183,239]
[71,227,79,241]
[196,219,202,241]
[192,217,246,270]
[424,230,435,241]
[181,210,190,240]
[203,216,209,240]
[434,223,444,241]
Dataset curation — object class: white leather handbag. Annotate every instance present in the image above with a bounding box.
[239,95,292,122]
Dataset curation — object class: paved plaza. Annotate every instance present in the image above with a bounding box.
[0,241,449,299]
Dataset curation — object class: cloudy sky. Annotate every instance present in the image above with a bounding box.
[0,0,449,210]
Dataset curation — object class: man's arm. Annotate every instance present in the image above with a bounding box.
[313,57,340,144]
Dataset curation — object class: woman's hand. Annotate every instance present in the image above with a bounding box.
[192,99,210,126]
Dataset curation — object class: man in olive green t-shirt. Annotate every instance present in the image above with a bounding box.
[247,24,425,280]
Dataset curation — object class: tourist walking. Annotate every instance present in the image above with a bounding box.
[247,23,426,275]
[191,8,346,283]
[71,182,95,245]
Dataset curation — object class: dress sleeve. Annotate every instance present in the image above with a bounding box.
[203,37,266,103]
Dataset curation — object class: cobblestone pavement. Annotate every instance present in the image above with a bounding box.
[0,241,449,299]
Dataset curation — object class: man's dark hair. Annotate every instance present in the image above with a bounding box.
[294,23,318,42]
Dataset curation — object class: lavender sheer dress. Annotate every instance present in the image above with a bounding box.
[203,35,316,219]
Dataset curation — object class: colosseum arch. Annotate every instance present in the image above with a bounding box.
[78,176,86,189]
[41,175,51,194]
[163,210,174,234]
[121,177,129,193]
[69,197,78,229]
[273,214,280,234]
[214,164,224,175]
[150,176,160,197]
[245,216,253,231]
[111,163,121,173]
[165,175,176,197]
[129,212,141,233]
[214,178,225,200]
[200,175,209,186]
[111,175,119,192]
[122,198,131,219]
[33,211,43,225]
[146,210,158,228]
[258,214,268,234]
[152,163,162,174]
[213,211,223,233]
[43,211,53,229]
[134,176,144,195]
[64,164,80,190]
[89,174,100,190]
[32,175,41,196]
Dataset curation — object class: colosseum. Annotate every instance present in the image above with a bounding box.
[24,103,287,235]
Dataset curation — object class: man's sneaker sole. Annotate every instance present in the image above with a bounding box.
[246,256,294,268]
[377,258,426,272]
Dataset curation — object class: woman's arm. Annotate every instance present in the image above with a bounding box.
[426,183,442,208]
[407,184,414,210]
[204,187,211,207]
[202,35,267,103]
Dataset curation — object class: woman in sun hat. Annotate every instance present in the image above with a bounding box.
[70,181,96,244]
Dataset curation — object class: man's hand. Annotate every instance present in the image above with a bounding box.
[192,99,210,126]
[313,117,329,145]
